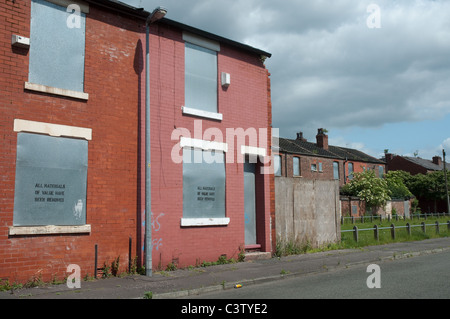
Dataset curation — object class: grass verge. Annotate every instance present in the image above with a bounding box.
[276,216,450,257]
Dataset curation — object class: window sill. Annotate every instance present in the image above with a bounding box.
[9,225,91,236]
[25,82,89,101]
[182,106,223,121]
[180,218,230,227]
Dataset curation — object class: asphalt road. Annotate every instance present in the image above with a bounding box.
[186,249,450,299]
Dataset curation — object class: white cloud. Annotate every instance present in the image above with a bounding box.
[443,138,450,150]
[128,0,450,156]
[407,138,450,160]
[439,138,450,157]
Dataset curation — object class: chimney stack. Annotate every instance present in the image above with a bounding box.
[316,128,328,150]
[385,153,394,164]
[296,132,307,142]
[432,156,442,166]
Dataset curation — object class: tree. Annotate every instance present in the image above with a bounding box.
[384,171,413,199]
[407,173,432,199]
[389,170,450,212]
[341,170,391,210]
[411,171,449,212]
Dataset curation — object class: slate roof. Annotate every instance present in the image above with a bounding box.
[277,137,385,164]
[402,156,445,171]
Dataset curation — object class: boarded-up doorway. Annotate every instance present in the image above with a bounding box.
[244,161,257,246]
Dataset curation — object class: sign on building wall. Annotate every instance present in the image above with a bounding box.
[13,133,88,226]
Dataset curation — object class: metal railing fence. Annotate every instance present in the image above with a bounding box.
[342,221,450,242]
[341,212,450,225]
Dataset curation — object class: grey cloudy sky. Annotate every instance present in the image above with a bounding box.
[125,0,450,159]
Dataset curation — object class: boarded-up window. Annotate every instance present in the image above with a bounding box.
[182,148,225,219]
[13,133,88,226]
[29,0,86,92]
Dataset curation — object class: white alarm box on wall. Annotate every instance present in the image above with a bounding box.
[221,72,231,88]
[12,35,30,48]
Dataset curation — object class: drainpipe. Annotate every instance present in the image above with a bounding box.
[145,6,167,277]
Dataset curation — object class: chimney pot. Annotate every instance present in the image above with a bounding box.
[297,132,307,142]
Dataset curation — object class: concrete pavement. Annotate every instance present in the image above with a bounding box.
[1,237,449,299]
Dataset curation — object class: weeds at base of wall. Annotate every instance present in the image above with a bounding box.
[163,254,240,272]
[0,273,46,292]
[143,291,153,299]
[0,255,143,292]
[197,246,247,268]
[275,238,312,257]
[160,246,246,272]
[101,256,122,278]
[199,255,237,268]
[275,238,345,257]
[0,272,100,292]
[0,279,24,292]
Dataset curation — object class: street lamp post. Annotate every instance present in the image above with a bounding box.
[145,6,167,277]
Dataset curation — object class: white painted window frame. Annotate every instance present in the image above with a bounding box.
[180,137,230,227]
[182,32,222,121]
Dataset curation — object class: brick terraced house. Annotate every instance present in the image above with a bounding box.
[275,129,386,186]
[0,0,274,283]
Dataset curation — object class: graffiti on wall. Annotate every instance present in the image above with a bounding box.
[151,212,165,251]
[142,211,165,252]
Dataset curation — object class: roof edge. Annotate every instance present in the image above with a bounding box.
[278,137,385,164]
[85,0,149,19]
[161,18,272,58]
[84,0,271,58]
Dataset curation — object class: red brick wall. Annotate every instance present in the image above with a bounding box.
[145,23,272,269]
[386,156,428,175]
[351,160,383,176]
[1,1,272,283]
[0,1,143,283]
[276,153,342,183]
[340,197,366,217]
[276,153,385,187]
